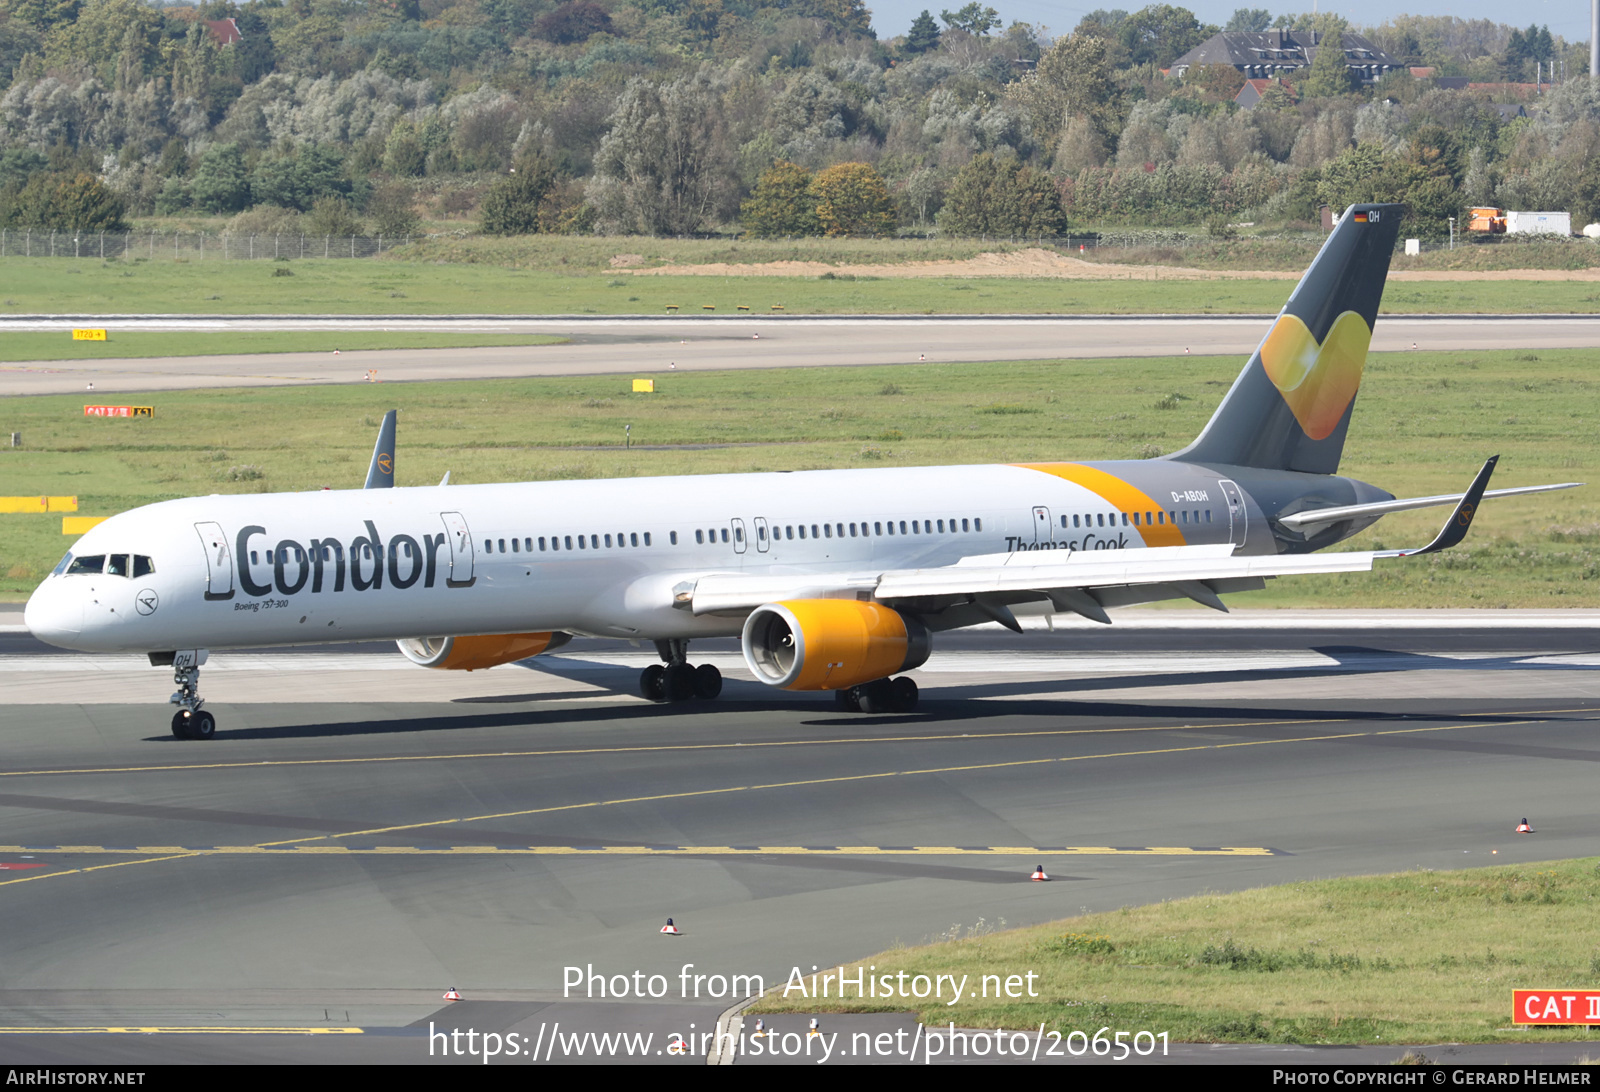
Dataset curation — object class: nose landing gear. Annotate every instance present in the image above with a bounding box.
[160,649,215,739]
[639,639,722,704]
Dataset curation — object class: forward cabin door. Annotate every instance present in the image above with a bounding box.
[194,522,234,601]
[440,511,476,587]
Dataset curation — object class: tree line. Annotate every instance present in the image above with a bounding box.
[0,0,1594,239]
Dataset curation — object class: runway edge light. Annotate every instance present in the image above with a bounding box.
[1031,864,1050,882]
[660,917,680,934]
[443,987,462,1001]
[1516,818,1534,833]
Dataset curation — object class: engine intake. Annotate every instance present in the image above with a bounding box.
[742,600,930,691]
[397,631,570,671]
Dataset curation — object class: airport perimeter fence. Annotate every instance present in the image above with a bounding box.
[0,229,1215,261]
[0,230,415,261]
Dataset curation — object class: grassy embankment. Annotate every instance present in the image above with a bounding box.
[1,347,1595,603]
[746,858,1600,1045]
[0,248,1597,315]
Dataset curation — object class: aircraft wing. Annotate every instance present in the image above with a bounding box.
[685,457,1508,629]
[685,544,1373,627]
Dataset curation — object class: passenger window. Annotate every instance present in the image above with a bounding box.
[962,519,970,532]
[885,522,894,536]
[525,538,532,552]
[68,555,105,575]
[539,537,547,551]
[484,539,491,553]
[837,524,844,537]
[798,525,807,539]
[134,555,154,577]
[670,531,678,545]
[811,525,819,538]
[512,539,519,552]
[786,526,794,539]
[696,530,704,544]
[720,529,729,543]
[564,536,573,550]
[824,524,832,538]
[643,533,651,546]
[874,522,882,535]
[974,518,982,531]
[498,539,506,553]
[107,554,130,577]
[848,523,856,537]
[899,521,907,534]
[250,550,259,564]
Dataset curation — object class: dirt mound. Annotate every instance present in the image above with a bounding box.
[629,246,1600,282]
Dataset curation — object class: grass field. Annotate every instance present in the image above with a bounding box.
[0,347,1594,603]
[745,857,1600,1045]
[1,257,1597,316]
[0,331,564,363]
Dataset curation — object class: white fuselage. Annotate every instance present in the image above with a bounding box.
[25,461,1253,654]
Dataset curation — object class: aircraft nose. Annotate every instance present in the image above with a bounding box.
[24,579,83,649]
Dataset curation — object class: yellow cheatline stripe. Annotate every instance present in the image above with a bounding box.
[1013,462,1187,547]
[0,845,1277,858]
[0,1027,363,1035]
[5,706,1588,782]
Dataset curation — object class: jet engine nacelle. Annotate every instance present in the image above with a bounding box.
[397,631,571,671]
[742,600,930,691]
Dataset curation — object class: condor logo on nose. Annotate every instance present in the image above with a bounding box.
[229,515,476,599]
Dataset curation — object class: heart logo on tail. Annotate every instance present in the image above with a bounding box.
[1259,311,1372,441]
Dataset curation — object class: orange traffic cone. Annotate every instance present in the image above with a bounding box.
[1515,818,1534,833]
[443,987,462,1000]
[1031,864,1049,881]
[660,917,681,934]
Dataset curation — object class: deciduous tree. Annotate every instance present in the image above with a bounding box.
[808,162,896,236]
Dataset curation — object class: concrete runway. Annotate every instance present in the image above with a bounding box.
[4,315,1599,395]
[2,610,1599,1063]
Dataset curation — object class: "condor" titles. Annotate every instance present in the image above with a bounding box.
[235,521,454,598]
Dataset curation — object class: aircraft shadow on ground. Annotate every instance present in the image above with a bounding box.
[136,646,1596,743]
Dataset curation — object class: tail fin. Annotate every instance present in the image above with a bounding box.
[1169,203,1403,475]
[364,409,397,488]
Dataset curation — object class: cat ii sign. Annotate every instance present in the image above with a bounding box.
[1514,990,1600,1024]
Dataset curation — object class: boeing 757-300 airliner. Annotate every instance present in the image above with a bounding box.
[23,203,1580,738]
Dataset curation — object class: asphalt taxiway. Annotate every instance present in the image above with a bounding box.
[1,610,1598,1063]
[4,315,1599,395]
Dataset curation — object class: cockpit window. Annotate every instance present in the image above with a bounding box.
[107,554,130,578]
[66,555,105,575]
[52,552,73,576]
[133,555,155,578]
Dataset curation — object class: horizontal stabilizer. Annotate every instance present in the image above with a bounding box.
[1278,481,1581,530]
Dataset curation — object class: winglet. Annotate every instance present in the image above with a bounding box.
[1395,456,1497,557]
[364,410,397,489]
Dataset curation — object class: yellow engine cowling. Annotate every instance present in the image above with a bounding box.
[742,600,930,691]
[397,631,571,671]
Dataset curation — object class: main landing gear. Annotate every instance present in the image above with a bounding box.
[835,676,919,714]
[166,650,215,740]
[639,639,722,704]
